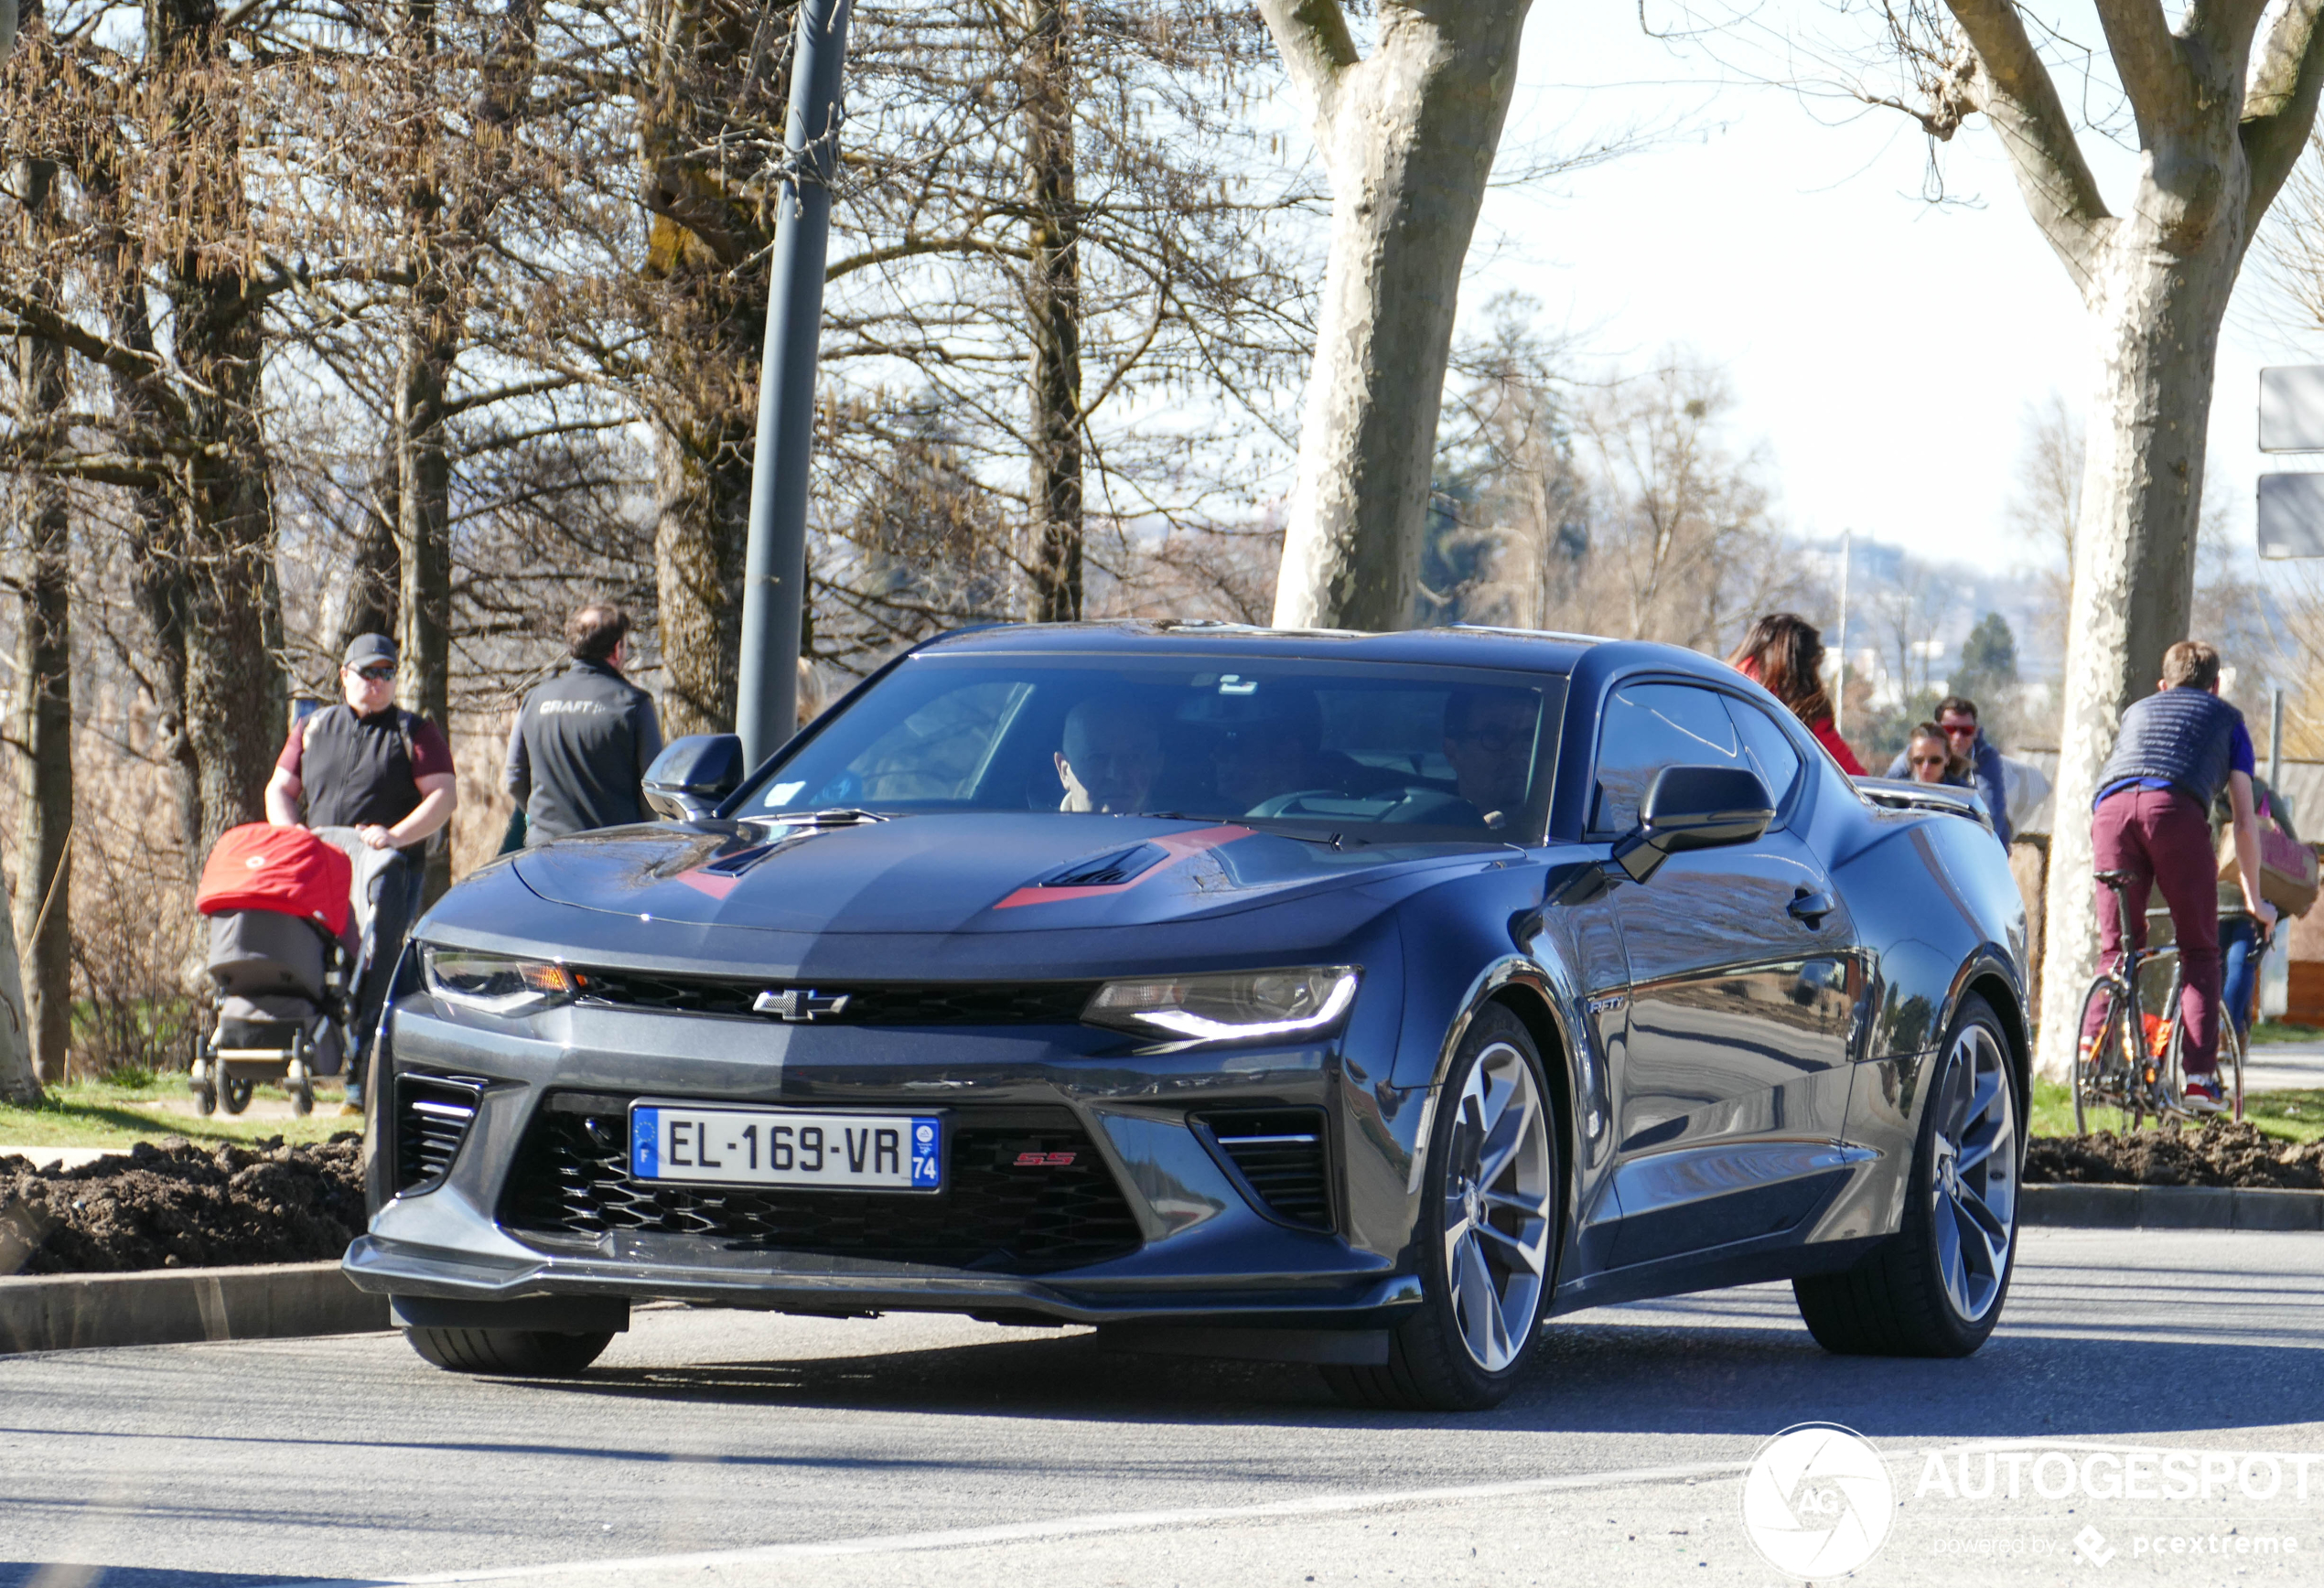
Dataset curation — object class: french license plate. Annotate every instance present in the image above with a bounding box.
[629,1105,942,1191]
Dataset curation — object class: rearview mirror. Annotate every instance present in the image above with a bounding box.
[642,734,746,821]
[1611,765,1774,884]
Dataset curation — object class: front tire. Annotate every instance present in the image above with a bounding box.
[404,1326,614,1377]
[1793,992,2020,1357]
[1325,1004,1559,1411]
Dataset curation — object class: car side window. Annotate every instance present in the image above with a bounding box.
[1722,695,1802,810]
[1589,681,1746,835]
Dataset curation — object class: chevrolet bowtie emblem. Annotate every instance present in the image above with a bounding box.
[753,988,852,1023]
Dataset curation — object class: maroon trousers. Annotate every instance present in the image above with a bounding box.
[2085,787,2222,1075]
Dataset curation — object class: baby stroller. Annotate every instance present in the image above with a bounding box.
[188,824,397,1116]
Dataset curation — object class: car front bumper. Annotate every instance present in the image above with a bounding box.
[346,992,1433,1332]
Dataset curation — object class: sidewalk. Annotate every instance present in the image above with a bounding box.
[2243,1037,2324,1093]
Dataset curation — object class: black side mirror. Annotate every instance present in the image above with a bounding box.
[1610,765,1774,884]
[642,734,746,821]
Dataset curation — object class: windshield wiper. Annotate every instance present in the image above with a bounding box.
[747,808,891,829]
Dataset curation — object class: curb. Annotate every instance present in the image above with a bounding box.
[2022,1183,2324,1230]
[0,1260,390,1356]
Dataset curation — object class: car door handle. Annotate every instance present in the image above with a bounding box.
[1788,889,1836,926]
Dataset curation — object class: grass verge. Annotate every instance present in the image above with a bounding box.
[0,1075,354,1150]
[2029,1076,2324,1143]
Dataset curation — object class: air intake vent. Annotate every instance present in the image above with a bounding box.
[394,1074,485,1195]
[1038,844,1167,888]
[1200,1109,1332,1230]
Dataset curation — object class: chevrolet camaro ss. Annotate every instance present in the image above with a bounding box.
[346,624,2029,1411]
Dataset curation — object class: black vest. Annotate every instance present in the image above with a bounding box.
[300,704,425,830]
[2095,687,2242,808]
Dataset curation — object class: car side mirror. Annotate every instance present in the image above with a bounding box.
[1610,765,1774,884]
[642,734,746,821]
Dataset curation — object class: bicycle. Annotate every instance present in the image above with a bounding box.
[2072,869,2247,1134]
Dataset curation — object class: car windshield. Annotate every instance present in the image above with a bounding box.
[738,650,1566,844]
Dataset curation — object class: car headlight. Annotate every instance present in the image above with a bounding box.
[1082,967,1360,1042]
[421,946,576,1016]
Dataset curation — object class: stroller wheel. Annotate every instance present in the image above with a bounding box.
[222,1076,254,1115]
[194,1077,218,1116]
[287,1057,314,1118]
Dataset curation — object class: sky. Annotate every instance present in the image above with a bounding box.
[1458,1,2319,584]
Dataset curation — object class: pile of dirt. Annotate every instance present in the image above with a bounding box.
[2027,1121,2324,1189]
[0,1134,365,1275]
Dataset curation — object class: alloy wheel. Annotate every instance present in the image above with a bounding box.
[1929,1022,2017,1323]
[1440,1040,1555,1372]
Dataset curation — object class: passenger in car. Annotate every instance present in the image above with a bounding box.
[1056,698,1164,813]
[1442,688,1538,830]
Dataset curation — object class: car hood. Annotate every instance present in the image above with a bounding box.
[510,814,1495,936]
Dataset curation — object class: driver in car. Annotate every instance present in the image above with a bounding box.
[1057,698,1164,813]
[1444,687,1539,830]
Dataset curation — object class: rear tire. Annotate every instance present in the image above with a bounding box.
[404,1326,614,1377]
[1324,1004,1558,1411]
[1793,992,2019,1357]
[2071,976,2133,1137]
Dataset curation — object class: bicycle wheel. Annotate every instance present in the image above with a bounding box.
[2222,1017,2247,1123]
[2073,974,2136,1136]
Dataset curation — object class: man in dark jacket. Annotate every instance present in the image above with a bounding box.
[1885,693,2012,845]
[2083,641,2277,1112]
[505,603,663,844]
[265,633,458,1113]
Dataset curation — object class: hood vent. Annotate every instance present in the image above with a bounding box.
[1038,844,1167,889]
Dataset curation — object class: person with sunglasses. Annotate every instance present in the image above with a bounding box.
[1901,723,1966,787]
[264,633,457,1113]
[1884,693,2012,845]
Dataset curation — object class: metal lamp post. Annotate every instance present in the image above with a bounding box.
[736,0,854,767]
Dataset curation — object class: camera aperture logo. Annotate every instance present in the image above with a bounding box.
[1741,1422,1896,1579]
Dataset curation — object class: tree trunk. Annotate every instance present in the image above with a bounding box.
[1023,0,1083,623]
[640,0,777,734]
[1261,0,1533,632]
[339,459,402,653]
[653,415,754,735]
[7,152,65,1092]
[0,858,37,1105]
[2032,216,2242,1078]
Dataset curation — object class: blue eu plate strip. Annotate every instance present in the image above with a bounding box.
[909,1117,941,1188]
[632,1108,659,1178]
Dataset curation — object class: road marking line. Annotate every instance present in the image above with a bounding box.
[298,1457,1748,1584]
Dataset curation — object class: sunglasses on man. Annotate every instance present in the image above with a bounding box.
[351,663,397,682]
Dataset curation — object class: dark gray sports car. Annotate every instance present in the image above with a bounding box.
[346,624,2029,1410]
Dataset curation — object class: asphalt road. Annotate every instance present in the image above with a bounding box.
[5,1228,2323,1588]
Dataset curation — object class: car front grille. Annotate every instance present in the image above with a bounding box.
[1200,1109,1333,1229]
[394,1074,485,1195]
[565,970,1101,1026]
[498,1095,1143,1274]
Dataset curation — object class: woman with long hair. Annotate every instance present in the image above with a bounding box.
[1727,613,1865,775]
[1903,722,1968,786]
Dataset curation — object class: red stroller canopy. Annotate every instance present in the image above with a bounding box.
[197,824,354,938]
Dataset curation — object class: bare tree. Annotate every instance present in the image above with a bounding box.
[1819,1,2324,1077]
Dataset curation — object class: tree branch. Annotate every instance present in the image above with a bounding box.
[2244,0,2324,223]
[0,294,191,424]
[1253,0,1360,128]
[1946,0,2115,290]
[2092,0,2194,137]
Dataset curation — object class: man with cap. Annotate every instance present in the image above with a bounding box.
[504,603,663,844]
[264,634,458,1113]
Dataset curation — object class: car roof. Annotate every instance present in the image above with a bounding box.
[911,619,1617,675]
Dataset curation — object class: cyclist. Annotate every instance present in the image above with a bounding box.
[2085,640,2277,1112]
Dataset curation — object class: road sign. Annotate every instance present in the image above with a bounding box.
[2258,473,2324,557]
[2261,367,2324,451]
